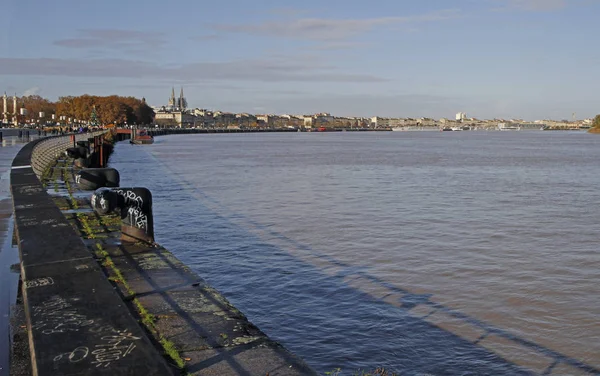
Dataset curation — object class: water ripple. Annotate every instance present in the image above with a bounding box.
[111,131,600,375]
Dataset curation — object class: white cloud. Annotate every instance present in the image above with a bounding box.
[495,0,567,11]
[23,86,40,96]
[54,29,167,51]
[0,56,388,83]
[215,9,460,41]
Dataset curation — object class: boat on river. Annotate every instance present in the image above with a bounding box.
[130,129,154,145]
[498,123,521,131]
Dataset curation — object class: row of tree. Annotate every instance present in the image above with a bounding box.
[10,94,154,125]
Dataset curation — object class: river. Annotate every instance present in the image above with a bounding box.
[110,130,600,376]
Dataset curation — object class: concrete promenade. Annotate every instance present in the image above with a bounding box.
[8,132,316,375]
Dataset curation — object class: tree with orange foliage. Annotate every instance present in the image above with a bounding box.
[54,94,154,125]
[18,95,56,124]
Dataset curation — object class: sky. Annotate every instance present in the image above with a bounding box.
[0,0,599,120]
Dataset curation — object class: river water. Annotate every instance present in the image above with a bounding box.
[110,131,600,376]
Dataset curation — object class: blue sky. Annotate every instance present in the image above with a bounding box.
[0,0,598,120]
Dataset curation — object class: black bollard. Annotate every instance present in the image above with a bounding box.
[65,146,88,159]
[0,132,2,142]
[18,131,22,138]
[66,146,90,168]
[91,187,154,244]
[76,140,91,155]
[76,168,120,191]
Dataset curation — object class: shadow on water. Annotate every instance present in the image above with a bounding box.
[111,142,600,376]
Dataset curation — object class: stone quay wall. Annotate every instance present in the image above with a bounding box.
[10,133,175,375]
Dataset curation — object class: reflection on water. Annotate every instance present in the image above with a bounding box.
[111,131,600,375]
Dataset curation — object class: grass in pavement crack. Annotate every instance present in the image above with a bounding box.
[76,213,95,239]
[94,243,186,370]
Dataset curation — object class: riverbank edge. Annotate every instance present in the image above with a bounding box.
[9,132,317,375]
[10,132,175,375]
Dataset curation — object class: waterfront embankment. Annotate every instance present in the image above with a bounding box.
[8,131,316,375]
[0,130,43,376]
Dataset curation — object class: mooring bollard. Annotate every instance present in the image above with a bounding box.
[0,132,3,142]
[65,146,90,168]
[76,140,91,155]
[65,146,88,159]
[91,187,154,244]
[18,130,22,138]
[75,168,120,191]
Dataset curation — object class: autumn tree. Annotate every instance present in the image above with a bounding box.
[18,95,56,123]
[54,94,154,125]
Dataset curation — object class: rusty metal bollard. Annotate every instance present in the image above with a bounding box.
[91,187,154,244]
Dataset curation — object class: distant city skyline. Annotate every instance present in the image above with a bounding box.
[1,0,599,121]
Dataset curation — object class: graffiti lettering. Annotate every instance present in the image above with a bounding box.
[25,277,54,289]
[53,346,89,363]
[32,296,95,335]
[126,207,148,230]
[91,331,141,368]
[114,189,143,208]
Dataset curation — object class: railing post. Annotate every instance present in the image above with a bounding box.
[99,135,104,167]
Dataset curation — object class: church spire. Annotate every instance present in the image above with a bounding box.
[179,87,186,111]
[168,87,176,108]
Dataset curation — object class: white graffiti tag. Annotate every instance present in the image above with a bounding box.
[25,277,54,289]
[53,346,89,363]
[126,207,148,230]
[114,190,143,208]
[32,296,95,335]
[91,331,141,368]
[91,194,109,212]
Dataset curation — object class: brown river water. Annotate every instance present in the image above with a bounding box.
[108,131,600,375]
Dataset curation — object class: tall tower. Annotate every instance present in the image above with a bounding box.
[2,93,7,124]
[168,87,176,108]
[179,87,186,111]
[13,94,17,126]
